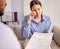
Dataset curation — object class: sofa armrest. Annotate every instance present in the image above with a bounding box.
[8,25,15,31]
[52,25,60,46]
[8,25,24,40]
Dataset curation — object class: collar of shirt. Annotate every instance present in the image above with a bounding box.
[32,15,45,24]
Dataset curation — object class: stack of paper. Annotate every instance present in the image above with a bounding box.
[25,32,53,49]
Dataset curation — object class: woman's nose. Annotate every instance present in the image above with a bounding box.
[36,10,39,15]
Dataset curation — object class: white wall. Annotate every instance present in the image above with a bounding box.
[2,0,24,25]
[2,0,12,22]
[24,0,60,25]
[24,0,31,16]
[12,0,24,24]
[39,0,60,25]
[5,0,12,12]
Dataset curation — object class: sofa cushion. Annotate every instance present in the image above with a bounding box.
[19,40,25,49]
[51,40,60,49]
[8,25,15,31]
[14,25,24,40]
[53,25,60,46]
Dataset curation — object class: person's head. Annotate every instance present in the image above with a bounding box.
[0,0,7,16]
[30,0,42,17]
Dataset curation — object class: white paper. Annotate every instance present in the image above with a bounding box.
[25,32,53,49]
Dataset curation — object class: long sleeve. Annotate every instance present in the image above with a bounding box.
[21,16,31,39]
[44,16,51,33]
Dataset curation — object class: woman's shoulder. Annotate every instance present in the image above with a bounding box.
[43,14,51,21]
[24,15,29,20]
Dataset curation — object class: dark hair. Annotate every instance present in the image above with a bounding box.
[30,0,42,10]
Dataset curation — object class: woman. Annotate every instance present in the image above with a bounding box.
[21,0,51,40]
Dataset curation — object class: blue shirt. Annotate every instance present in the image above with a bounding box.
[21,15,51,39]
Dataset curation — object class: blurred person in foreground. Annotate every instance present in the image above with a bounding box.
[0,0,22,49]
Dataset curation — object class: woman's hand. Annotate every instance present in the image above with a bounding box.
[27,11,36,24]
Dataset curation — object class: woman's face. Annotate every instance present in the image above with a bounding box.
[31,4,42,17]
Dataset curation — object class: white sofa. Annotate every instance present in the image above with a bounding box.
[9,25,60,49]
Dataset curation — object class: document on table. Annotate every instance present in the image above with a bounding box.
[25,32,53,49]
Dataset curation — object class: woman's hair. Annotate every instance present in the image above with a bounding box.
[30,0,42,10]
